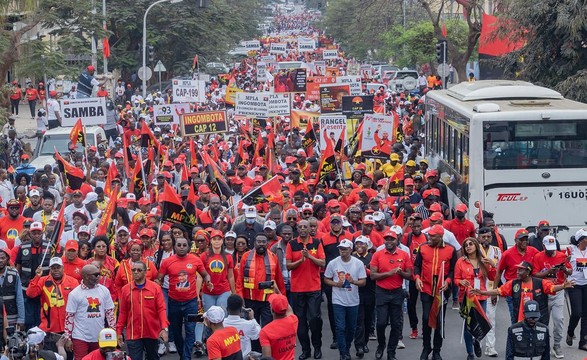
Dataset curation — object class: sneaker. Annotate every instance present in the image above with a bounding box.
[194,342,205,358]
[157,342,166,355]
[397,340,405,349]
[168,342,177,353]
[409,329,418,339]
[552,346,564,359]
[473,340,482,358]
[484,348,498,357]
[452,300,459,310]
[369,332,377,340]
[566,333,573,346]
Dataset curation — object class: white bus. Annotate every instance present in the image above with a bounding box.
[424,80,587,244]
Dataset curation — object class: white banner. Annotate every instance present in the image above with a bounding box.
[153,103,190,125]
[319,115,347,151]
[314,61,326,77]
[172,79,205,103]
[267,93,290,116]
[298,38,316,52]
[260,55,276,62]
[257,62,267,83]
[337,76,362,96]
[244,40,260,50]
[60,97,107,126]
[235,93,268,118]
[322,50,338,60]
[270,43,286,54]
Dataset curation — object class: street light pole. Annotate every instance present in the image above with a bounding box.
[103,0,108,74]
[142,0,183,97]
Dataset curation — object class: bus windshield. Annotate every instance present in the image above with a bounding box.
[483,120,587,169]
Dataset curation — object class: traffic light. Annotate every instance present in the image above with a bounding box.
[148,46,155,63]
[436,40,447,64]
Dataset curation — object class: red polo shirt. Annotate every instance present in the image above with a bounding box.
[369,248,412,290]
[498,246,540,281]
[446,218,476,245]
[286,237,325,292]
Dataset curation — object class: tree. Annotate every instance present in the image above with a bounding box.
[381,20,470,69]
[493,0,587,102]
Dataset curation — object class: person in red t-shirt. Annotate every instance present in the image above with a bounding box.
[286,219,325,359]
[200,230,235,310]
[445,204,476,245]
[204,306,243,360]
[61,240,86,281]
[495,228,539,323]
[260,294,298,360]
[0,199,26,249]
[157,237,212,360]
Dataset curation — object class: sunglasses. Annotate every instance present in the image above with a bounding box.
[464,242,475,247]
[287,217,297,220]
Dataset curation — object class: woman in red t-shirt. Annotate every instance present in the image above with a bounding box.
[9,81,22,116]
[25,84,38,118]
[199,230,235,312]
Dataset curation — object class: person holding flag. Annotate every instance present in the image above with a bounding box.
[413,224,458,360]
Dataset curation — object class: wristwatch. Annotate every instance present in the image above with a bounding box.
[162,328,168,332]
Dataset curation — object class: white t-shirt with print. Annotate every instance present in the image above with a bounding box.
[65,284,115,342]
[324,256,367,307]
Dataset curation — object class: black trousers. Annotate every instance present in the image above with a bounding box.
[421,292,448,352]
[126,338,159,360]
[245,299,273,352]
[375,287,404,357]
[354,292,375,350]
[567,284,587,347]
[10,99,19,115]
[292,291,323,353]
[407,280,420,330]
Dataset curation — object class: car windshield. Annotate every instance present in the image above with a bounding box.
[395,72,417,80]
[39,134,95,156]
[380,65,399,73]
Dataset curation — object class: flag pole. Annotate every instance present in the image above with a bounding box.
[82,124,89,162]
[440,260,445,339]
[226,175,277,213]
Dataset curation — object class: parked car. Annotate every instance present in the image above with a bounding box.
[30,126,106,170]
[389,69,419,92]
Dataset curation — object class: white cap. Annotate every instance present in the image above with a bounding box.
[83,192,98,204]
[154,127,161,132]
[372,211,384,222]
[355,235,370,244]
[301,203,313,212]
[264,220,277,230]
[49,257,63,267]
[576,228,587,241]
[29,189,40,197]
[225,231,237,239]
[117,226,129,234]
[50,211,60,221]
[126,193,137,201]
[337,239,353,249]
[245,206,257,218]
[27,327,46,346]
[341,215,351,227]
[542,235,557,251]
[390,225,403,237]
[78,225,90,234]
[30,222,43,231]
[203,305,225,324]
[312,195,323,203]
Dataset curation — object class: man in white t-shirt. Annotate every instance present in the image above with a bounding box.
[63,264,115,360]
[324,239,367,360]
[223,294,261,358]
[46,91,62,129]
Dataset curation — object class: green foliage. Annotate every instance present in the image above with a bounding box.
[107,0,261,78]
[380,20,472,68]
[496,0,587,102]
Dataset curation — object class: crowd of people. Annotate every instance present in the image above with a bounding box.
[0,6,585,360]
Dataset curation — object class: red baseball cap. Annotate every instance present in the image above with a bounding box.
[198,185,211,194]
[326,199,340,208]
[428,224,445,236]
[383,231,398,239]
[515,228,529,240]
[429,212,444,222]
[65,240,79,251]
[455,203,468,213]
[268,294,288,314]
[429,203,442,212]
[404,178,414,186]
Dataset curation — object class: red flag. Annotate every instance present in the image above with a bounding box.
[140,123,160,149]
[103,24,110,58]
[253,136,265,161]
[394,210,405,228]
[49,200,66,251]
[441,19,447,37]
[189,138,198,168]
[302,119,316,157]
[95,185,119,237]
[55,151,85,190]
[243,176,282,205]
[181,162,189,182]
[192,54,199,71]
[130,156,145,199]
[428,262,445,329]
[317,133,337,182]
[104,161,118,197]
[160,182,197,231]
[69,119,85,147]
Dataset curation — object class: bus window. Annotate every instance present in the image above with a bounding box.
[483,120,587,169]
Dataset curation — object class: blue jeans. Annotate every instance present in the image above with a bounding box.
[168,297,198,360]
[505,296,515,324]
[463,299,487,354]
[332,304,359,356]
[162,288,174,343]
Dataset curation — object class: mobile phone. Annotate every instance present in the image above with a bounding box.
[186,313,204,323]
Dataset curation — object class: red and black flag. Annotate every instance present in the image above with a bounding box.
[121,131,132,177]
[387,166,405,196]
[428,262,446,330]
[69,119,86,147]
[459,293,492,341]
[189,138,198,168]
[242,176,281,206]
[55,150,85,190]
[95,185,119,237]
[48,200,66,253]
[201,150,234,197]
[160,182,197,232]
[302,119,316,157]
[140,123,160,148]
[104,160,118,198]
[317,134,337,182]
[130,156,146,200]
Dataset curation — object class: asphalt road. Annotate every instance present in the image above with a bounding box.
[155,294,586,360]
